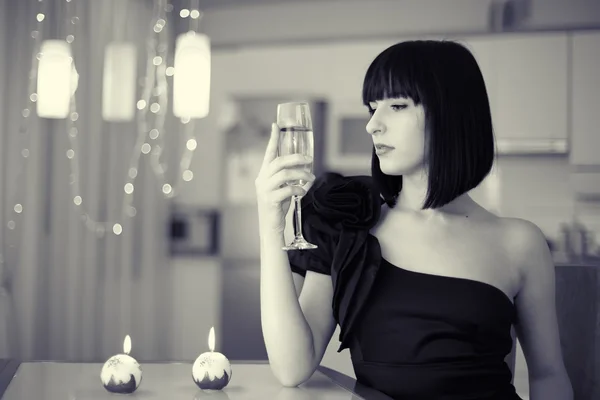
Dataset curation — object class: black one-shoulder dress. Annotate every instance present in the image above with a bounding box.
[288,173,522,400]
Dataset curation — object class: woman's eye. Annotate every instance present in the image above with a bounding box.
[391,104,407,111]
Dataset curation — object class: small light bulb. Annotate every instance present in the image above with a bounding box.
[113,224,123,235]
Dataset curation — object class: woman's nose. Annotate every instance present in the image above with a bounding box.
[366,114,385,136]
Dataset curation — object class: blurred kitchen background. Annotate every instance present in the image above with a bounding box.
[0,0,599,398]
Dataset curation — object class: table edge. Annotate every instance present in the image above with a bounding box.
[0,360,392,400]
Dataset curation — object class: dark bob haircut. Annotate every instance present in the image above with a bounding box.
[363,40,495,209]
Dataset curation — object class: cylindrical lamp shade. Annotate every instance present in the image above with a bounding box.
[102,42,137,122]
[37,40,75,119]
[173,32,211,119]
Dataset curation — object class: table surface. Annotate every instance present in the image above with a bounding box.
[0,360,393,400]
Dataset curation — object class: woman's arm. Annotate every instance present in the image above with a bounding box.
[259,210,337,387]
[509,219,573,400]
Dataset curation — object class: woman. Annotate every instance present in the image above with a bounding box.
[255,40,573,399]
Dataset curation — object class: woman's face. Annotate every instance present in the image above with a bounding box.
[366,97,426,176]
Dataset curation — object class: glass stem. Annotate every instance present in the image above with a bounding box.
[293,195,304,239]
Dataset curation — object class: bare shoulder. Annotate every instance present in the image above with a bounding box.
[497,217,554,287]
[462,204,549,259]
[500,217,550,258]
[498,215,543,237]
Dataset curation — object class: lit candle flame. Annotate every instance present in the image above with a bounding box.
[208,326,215,352]
[123,335,132,355]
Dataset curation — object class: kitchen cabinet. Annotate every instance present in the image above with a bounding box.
[449,33,568,154]
[492,33,569,152]
[570,30,600,166]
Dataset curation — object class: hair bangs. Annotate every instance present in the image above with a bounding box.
[362,45,423,106]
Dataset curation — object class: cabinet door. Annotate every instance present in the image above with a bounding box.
[570,31,600,166]
[493,33,569,142]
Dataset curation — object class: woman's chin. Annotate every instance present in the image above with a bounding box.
[379,163,411,176]
[378,158,424,177]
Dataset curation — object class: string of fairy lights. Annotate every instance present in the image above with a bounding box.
[0,0,206,289]
[138,0,200,205]
[0,0,48,296]
[69,0,201,237]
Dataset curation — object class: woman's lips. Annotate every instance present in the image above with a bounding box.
[375,144,394,155]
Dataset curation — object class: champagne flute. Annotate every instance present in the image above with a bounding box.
[277,102,318,251]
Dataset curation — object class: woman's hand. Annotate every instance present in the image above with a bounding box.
[255,123,315,233]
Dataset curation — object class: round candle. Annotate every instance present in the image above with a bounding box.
[192,326,232,390]
[100,335,142,394]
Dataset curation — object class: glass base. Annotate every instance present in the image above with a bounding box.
[282,237,318,251]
